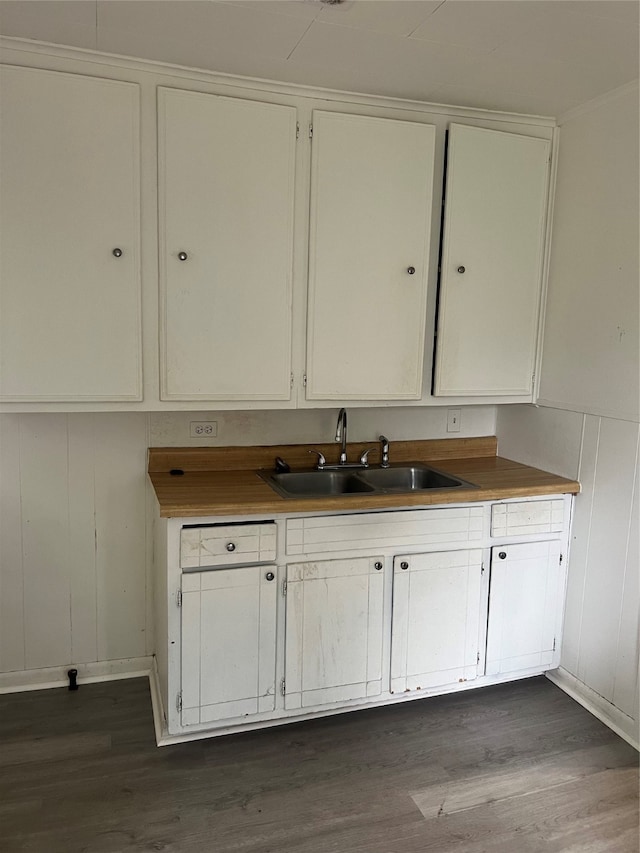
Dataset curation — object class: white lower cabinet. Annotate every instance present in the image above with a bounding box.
[284,556,385,710]
[156,496,571,742]
[486,541,564,676]
[180,565,278,726]
[390,549,484,694]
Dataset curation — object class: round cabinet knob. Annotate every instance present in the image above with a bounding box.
[265,572,275,582]
[400,561,409,570]
[178,251,188,261]
[112,248,123,258]
[407,266,416,275]
[498,551,507,560]
[226,542,236,552]
[374,561,383,571]
[457,265,466,274]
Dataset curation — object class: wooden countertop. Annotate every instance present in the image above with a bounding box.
[148,438,580,519]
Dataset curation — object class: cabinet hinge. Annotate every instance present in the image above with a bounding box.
[302,374,307,387]
[553,638,556,652]
[559,553,563,565]
[176,589,182,608]
[176,691,182,712]
[477,651,480,664]
[309,123,313,139]
[531,371,536,389]
[481,561,485,574]
[281,678,286,696]
[282,579,288,597]
[296,121,300,140]
[290,372,294,388]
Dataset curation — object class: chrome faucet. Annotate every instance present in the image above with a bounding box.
[335,408,348,464]
[379,435,390,468]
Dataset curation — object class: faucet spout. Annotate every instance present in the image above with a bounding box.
[335,408,348,464]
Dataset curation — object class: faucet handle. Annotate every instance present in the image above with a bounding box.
[359,447,376,467]
[379,435,390,468]
[308,449,326,470]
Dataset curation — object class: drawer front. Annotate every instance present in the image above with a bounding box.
[180,522,276,569]
[491,499,564,538]
[286,507,484,556]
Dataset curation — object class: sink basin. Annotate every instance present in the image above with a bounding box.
[357,465,467,491]
[260,463,476,498]
[262,470,375,498]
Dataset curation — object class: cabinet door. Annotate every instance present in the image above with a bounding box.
[486,541,563,676]
[306,111,436,400]
[0,66,141,401]
[390,549,484,693]
[159,88,296,400]
[180,566,278,726]
[284,556,385,710]
[434,123,550,397]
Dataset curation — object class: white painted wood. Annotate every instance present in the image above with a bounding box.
[180,566,277,725]
[0,415,25,672]
[94,415,149,662]
[158,87,296,401]
[486,541,563,675]
[180,522,277,569]
[19,416,72,669]
[434,124,550,397]
[284,556,385,709]
[305,111,436,400]
[0,66,142,401]
[538,86,639,422]
[491,499,564,537]
[390,549,483,693]
[286,507,484,556]
[496,405,584,480]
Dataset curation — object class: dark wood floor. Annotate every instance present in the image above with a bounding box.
[0,676,637,853]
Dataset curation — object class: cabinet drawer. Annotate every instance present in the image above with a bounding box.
[491,499,564,538]
[180,522,276,569]
[286,507,483,556]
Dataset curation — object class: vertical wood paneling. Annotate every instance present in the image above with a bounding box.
[67,415,98,663]
[577,418,638,699]
[19,415,72,669]
[94,414,148,662]
[612,427,640,719]
[0,415,25,671]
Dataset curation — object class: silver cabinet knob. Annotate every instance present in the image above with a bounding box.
[400,561,409,570]
[226,542,236,552]
[407,266,416,275]
[457,265,466,274]
[178,251,188,261]
[265,571,275,581]
[374,561,383,571]
[112,248,123,258]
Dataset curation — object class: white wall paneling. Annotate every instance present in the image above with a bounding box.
[0,414,151,681]
[538,83,639,422]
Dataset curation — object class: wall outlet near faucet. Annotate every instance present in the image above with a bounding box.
[447,409,461,433]
[190,421,218,438]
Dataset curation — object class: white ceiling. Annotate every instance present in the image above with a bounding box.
[0,0,638,116]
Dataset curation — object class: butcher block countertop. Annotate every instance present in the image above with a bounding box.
[148,437,580,519]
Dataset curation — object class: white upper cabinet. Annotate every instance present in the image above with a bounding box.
[305,111,436,400]
[0,66,142,401]
[158,88,296,401]
[433,124,551,397]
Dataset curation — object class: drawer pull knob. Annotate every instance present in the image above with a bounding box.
[498,551,507,560]
[374,561,383,571]
[226,542,236,552]
[265,571,275,581]
[400,561,409,570]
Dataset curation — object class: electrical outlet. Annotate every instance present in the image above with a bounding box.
[447,409,461,433]
[190,421,218,438]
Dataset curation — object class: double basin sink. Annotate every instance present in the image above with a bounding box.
[260,463,477,499]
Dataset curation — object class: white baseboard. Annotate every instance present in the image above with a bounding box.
[546,667,639,751]
[0,656,153,694]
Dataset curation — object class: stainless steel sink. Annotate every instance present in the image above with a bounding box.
[357,465,467,491]
[260,463,476,498]
[262,470,375,498]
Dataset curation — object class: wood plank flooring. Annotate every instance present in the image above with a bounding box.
[0,676,637,853]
